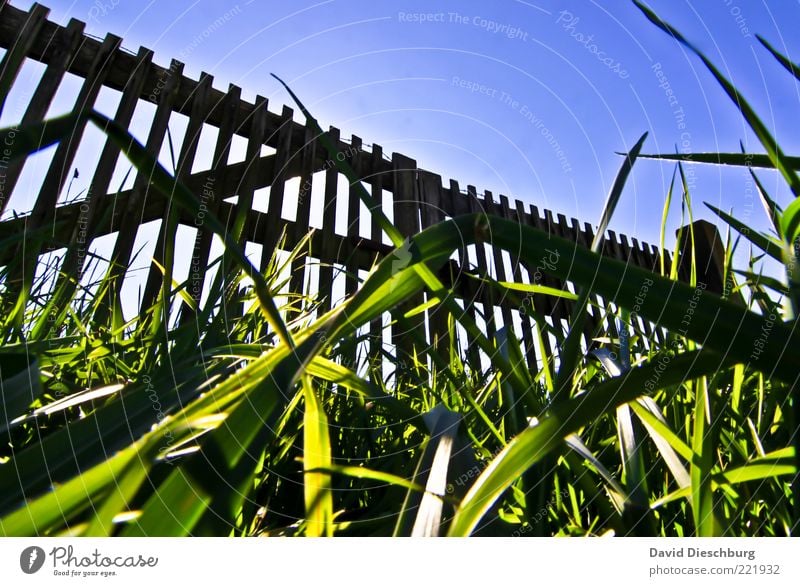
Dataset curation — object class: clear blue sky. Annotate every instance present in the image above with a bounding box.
[4,0,800,277]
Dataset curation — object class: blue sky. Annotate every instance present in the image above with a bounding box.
[4,0,800,275]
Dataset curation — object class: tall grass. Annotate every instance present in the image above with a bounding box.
[0,3,797,536]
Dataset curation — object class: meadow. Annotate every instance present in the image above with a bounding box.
[0,2,797,537]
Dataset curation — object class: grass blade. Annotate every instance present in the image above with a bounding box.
[302,373,333,537]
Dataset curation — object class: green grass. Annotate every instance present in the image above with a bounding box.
[0,2,797,536]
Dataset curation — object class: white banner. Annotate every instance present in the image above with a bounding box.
[0,537,797,585]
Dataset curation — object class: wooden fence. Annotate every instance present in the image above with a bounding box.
[0,2,724,373]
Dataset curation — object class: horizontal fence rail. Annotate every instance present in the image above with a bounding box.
[0,1,722,375]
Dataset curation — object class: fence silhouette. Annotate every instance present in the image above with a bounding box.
[0,2,724,373]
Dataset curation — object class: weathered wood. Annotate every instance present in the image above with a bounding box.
[369,143,384,242]
[235,95,268,244]
[141,72,213,312]
[0,2,48,118]
[257,104,294,273]
[98,58,185,325]
[620,234,655,340]
[317,126,340,314]
[345,134,363,292]
[13,31,121,311]
[52,46,154,314]
[0,16,83,217]
[288,119,317,297]
[500,194,537,373]
[184,83,241,314]
[391,152,423,366]
[340,135,364,367]
[483,190,515,349]
[32,33,120,223]
[0,2,697,375]
[525,205,557,320]
[418,170,448,357]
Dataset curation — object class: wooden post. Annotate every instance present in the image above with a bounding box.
[675,219,729,297]
[391,152,423,373]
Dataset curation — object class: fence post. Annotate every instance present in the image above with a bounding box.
[675,219,731,298]
[391,152,423,375]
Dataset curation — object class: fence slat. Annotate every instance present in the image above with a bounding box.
[0,16,83,217]
[620,234,655,340]
[317,126,340,314]
[32,33,120,221]
[11,30,120,330]
[141,71,213,312]
[446,179,478,361]
[366,143,385,371]
[288,119,317,298]
[499,195,536,372]
[391,152,422,367]
[235,95,268,244]
[345,134,363,294]
[484,190,515,348]
[184,83,241,315]
[0,2,49,118]
[418,170,448,357]
[259,104,293,273]
[513,198,548,372]
[98,58,185,326]
[51,46,154,317]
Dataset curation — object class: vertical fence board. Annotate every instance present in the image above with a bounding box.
[141,71,213,313]
[0,17,83,217]
[317,126,340,315]
[30,33,120,227]
[369,143,384,242]
[52,46,154,313]
[465,185,496,344]
[236,95,268,244]
[500,195,536,373]
[259,104,293,272]
[513,198,548,372]
[0,2,49,118]
[341,134,363,367]
[621,234,655,340]
[15,32,122,309]
[184,83,241,315]
[289,119,317,298]
[99,58,184,325]
[419,170,448,357]
[367,143,385,373]
[447,180,477,361]
[391,152,422,367]
[484,190,515,349]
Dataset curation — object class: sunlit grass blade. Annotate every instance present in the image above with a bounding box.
[447,350,735,536]
[302,373,333,537]
[272,73,532,403]
[84,110,294,349]
[0,438,143,536]
[634,1,800,201]
[704,203,783,262]
[631,398,691,488]
[555,131,648,403]
[659,166,678,276]
[411,406,460,537]
[690,376,720,535]
[740,140,783,237]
